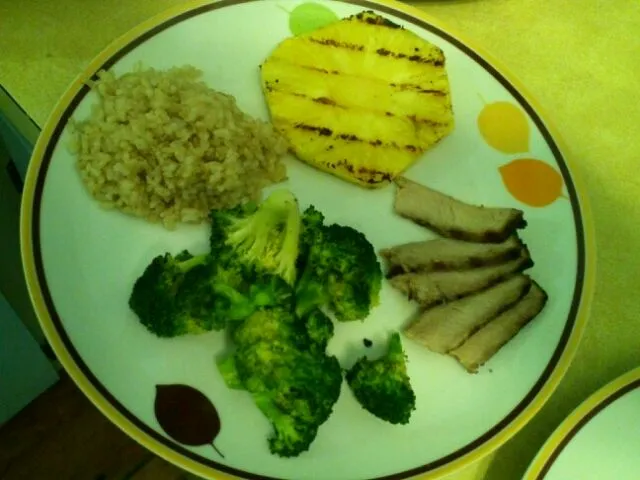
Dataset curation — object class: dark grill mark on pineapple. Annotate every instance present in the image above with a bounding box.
[363,170,393,184]
[293,122,419,153]
[267,88,445,126]
[390,83,447,96]
[309,37,364,51]
[327,159,391,184]
[266,88,343,108]
[377,109,446,127]
[408,114,446,128]
[314,97,336,105]
[376,48,444,66]
[352,11,403,29]
[294,123,333,136]
[295,65,341,75]
[338,133,360,142]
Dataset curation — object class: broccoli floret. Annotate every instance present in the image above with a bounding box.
[130,244,294,337]
[277,352,342,424]
[346,332,416,425]
[223,307,343,457]
[297,205,325,270]
[252,393,319,458]
[176,255,294,332]
[171,261,235,332]
[128,251,208,337]
[216,354,244,390]
[295,223,382,322]
[210,190,301,286]
[304,309,334,353]
[231,306,297,348]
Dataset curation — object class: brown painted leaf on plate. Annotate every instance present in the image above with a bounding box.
[154,384,224,458]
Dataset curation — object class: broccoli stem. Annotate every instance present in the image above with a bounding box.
[177,254,208,272]
[387,332,404,361]
[294,273,327,318]
[216,355,244,390]
[211,284,256,321]
[252,392,284,421]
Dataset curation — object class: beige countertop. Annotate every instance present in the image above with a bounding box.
[2,1,640,479]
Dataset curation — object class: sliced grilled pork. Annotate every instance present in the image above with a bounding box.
[390,248,532,307]
[393,177,526,243]
[380,235,524,276]
[449,281,548,373]
[403,274,531,353]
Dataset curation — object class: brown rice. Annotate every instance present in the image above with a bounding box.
[70,65,288,229]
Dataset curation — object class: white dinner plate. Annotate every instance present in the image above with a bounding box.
[20,1,595,479]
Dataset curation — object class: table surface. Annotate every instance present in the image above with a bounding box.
[2,0,639,479]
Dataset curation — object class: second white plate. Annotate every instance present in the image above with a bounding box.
[524,366,640,480]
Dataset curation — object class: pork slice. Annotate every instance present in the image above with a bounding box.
[403,274,531,354]
[394,177,526,243]
[390,248,533,308]
[380,235,524,277]
[449,281,548,373]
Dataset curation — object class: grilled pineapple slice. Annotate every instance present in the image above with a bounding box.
[260,10,454,188]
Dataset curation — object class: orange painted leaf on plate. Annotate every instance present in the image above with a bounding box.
[499,158,564,207]
[478,101,529,154]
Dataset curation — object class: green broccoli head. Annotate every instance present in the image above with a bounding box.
[128,251,208,337]
[244,351,342,457]
[226,306,343,457]
[210,189,301,286]
[172,258,252,331]
[173,261,232,332]
[216,354,244,390]
[278,352,342,424]
[251,392,320,458]
[130,246,293,337]
[295,223,382,322]
[304,309,334,353]
[297,205,325,267]
[178,256,294,332]
[346,332,416,425]
[231,306,297,349]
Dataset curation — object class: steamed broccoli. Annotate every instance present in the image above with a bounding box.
[295,214,382,322]
[131,189,405,457]
[220,307,343,457]
[216,354,244,390]
[129,190,301,338]
[178,261,293,331]
[304,309,334,353]
[346,332,416,425]
[129,250,292,337]
[251,392,319,458]
[128,250,209,337]
[297,205,325,271]
[210,189,301,286]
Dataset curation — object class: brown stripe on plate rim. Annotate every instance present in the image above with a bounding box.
[29,0,587,480]
[535,379,640,479]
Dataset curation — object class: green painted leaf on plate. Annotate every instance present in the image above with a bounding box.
[289,2,339,36]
